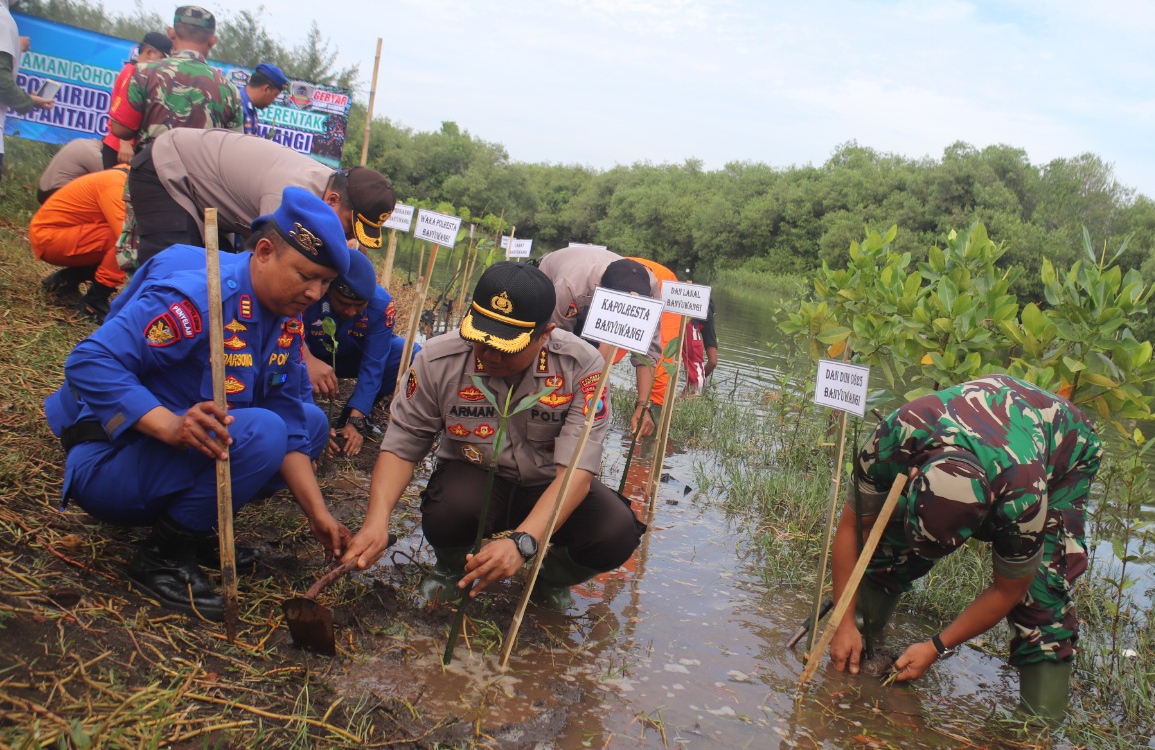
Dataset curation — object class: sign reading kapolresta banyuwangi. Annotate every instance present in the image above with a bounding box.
[7,12,352,167]
[583,287,664,355]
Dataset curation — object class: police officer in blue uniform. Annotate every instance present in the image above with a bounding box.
[302,248,397,455]
[44,187,354,621]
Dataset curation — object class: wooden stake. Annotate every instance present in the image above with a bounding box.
[204,208,238,641]
[359,38,383,167]
[379,228,397,288]
[646,316,687,513]
[391,243,439,403]
[500,347,617,668]
[798,473,908,686]
[803,410,849,653]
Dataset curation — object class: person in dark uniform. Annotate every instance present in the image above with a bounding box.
[827,375,1103,720]
[239,62,287,135]
[340,262,646,611]
[43,187,354,621]
[302,249,396,456]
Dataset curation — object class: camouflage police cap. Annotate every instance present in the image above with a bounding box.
[174,6,216,30]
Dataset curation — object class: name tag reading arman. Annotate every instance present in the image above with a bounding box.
[583,286,665,355]
[413,209,462,249]
[660,281,711,319]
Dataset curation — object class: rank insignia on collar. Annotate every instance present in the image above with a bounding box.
[539,391,573,408]
[224,375,246,394]
[536,348,549,373]
[223,334,247,350]
[564,302,579,319]
[224,319,248,332]
[545,375,564,389]
[473,424,495,439]
[405,369,418,399]
[239,295,253,320]
[473,357,486,372]
[145,313,179,347]
[448,423,470,437]
[458,386,485,402]
[461,444,484,464]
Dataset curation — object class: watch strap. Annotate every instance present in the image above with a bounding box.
[931,633,953,657]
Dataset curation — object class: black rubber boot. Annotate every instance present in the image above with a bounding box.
[127,515,225,621]
[533,546,600,612]
[854,583,901,639]
[1019,660,1073,722]
[42,265,97,302]
[77,282,116,324]
[418,547,471,603]
[195,534,260,575]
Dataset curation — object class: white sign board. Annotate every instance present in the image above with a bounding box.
[661,281,711,320]
[500,235,511,249]
[814,359,870,417]
[413,209,462,249]
[507,238,533,258]
[383,202,414,232]
[583,287,665,355]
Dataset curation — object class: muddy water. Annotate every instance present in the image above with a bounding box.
[335,439,1042,749]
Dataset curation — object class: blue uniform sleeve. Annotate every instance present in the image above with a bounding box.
[345,301,395,415]
[66,287,207,440]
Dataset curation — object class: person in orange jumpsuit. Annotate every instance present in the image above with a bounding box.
[32,165,128,322]
[627,257,680,411]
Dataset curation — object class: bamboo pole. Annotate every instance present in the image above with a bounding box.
[803,410,849,653]
[391,243,439,403]
[798,473,908,686]
[359,38,383,167]
[379,228,397,288]
[500,347,617,668]
[453,228,477,323]
[646,316,687,513]
[204,208,238,641]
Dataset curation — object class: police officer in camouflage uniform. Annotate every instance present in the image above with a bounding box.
[828,374,1102,720]
[340,262,646,611]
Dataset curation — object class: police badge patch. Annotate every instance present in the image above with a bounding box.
[405,370,418,399]
[145,313,179,347]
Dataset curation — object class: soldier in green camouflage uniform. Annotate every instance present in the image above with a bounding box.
[828,374,1102,720]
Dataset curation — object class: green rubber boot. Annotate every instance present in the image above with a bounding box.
[854,584,901,639]
[418,547,471,603]
[1019,660,1072,722]
[533,546,600,612]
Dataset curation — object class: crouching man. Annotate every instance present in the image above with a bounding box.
[340,262,646,610]
[44,187,354,620]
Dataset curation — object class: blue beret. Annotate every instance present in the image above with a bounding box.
[251,186,350,277]
[254,63,288,89]
[332,248,377,302]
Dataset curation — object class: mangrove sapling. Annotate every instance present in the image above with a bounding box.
[320,316,343,452]
[442,375,557,665]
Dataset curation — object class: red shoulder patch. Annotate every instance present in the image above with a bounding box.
[145,313,180,347]
[384,301,396,330]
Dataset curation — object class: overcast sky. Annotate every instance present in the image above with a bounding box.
[102,0,1154,198]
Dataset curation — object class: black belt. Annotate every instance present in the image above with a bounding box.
[60,420,109,452]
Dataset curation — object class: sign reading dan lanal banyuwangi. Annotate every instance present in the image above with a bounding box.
[660,281,711,320]
[583,287,665,355]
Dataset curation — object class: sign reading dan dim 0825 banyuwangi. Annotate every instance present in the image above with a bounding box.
[7,12,353,168]
[814,359,870,418]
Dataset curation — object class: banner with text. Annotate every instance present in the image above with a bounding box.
[7,12,352,167]
[813,359,870,417]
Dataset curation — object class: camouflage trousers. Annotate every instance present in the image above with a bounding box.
[863,454,1100,666]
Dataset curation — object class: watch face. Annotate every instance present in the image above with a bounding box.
[514,532,537,558]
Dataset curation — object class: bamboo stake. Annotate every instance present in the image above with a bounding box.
[379,228,397,288]
[359,38,383,167]
[453,228,477,322]
[803,410,849,653]
[500,347,617,668]
[646,316,687,513]
[391,243,439,403]
[797,473,908,686]
[204,208,238,641]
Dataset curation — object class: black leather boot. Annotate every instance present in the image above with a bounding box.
[127,515,225,621]
[42,265,97,302]
[78,281,116,324]
[195,534,260,575]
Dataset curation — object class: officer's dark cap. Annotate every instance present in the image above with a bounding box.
[460,262,555,354]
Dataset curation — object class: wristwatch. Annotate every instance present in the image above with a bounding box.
[931,633,956,659]
[345,416,366,434]
[508,531,538,560]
